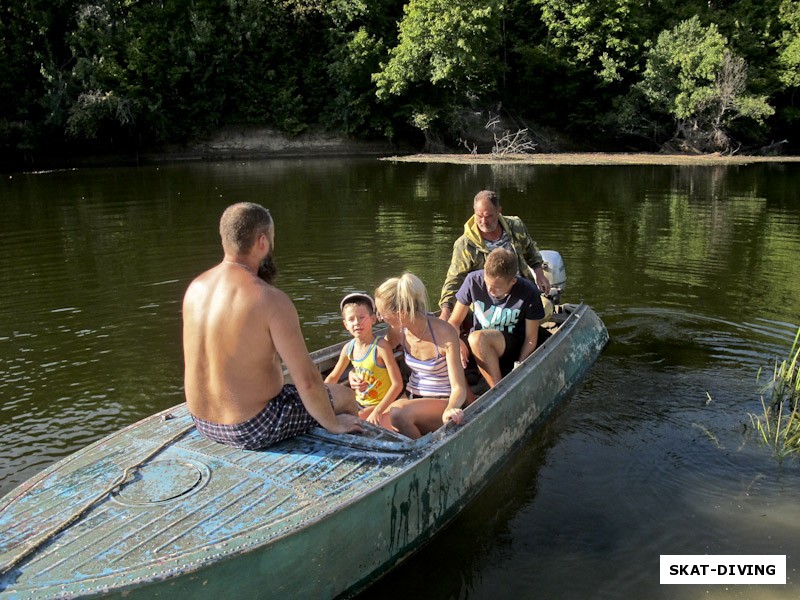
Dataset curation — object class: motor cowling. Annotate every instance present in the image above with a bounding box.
[539,250,566,303]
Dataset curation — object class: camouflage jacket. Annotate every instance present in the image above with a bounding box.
[438,214,543,310]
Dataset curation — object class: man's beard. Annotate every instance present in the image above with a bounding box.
[258,254,278,284]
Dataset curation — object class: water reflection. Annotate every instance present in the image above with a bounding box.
[1,159,799,598]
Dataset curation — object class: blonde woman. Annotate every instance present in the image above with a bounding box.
[368,273,467,439]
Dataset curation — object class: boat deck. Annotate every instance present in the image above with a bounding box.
[0,405,420,597]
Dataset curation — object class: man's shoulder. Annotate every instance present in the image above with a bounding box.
[183,266,218,303]
[452,231,474,248]
[232,273,287,307]
[260,283,295,312]
[446,236,482,276]
[457,269,484,293]
[501,214,528,231]
[190,267,292,311]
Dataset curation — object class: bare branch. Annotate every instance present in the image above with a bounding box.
[491,127,537,156]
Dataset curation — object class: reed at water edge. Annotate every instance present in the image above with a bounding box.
[749,327,800,461]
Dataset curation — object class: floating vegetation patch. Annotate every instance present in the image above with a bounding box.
[749,327,800,461]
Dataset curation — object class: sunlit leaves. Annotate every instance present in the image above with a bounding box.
[641,17,728,120]
[777,0,800,87]
[531,0,641,83]
[373,0,503,101]
[639,16,774,152]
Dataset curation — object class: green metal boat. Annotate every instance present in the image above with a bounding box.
[0,302,608,599]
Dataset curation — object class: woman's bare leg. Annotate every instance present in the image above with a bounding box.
[385,398,448,439]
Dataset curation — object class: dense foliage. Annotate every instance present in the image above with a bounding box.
[2,0,799,163]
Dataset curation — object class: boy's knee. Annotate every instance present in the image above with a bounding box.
[467,330,483,352]
[330,384,359,415]
[468,330,494,358]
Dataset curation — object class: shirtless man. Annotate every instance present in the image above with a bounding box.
[183,202,362,449]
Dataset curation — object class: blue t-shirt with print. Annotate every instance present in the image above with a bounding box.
[454,270,545,343]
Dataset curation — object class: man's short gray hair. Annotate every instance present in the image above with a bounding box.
[473,190,500,208]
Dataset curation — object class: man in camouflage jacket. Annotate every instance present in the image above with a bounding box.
[438,190,551,320]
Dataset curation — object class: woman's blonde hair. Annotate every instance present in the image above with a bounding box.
[374,272,429,321]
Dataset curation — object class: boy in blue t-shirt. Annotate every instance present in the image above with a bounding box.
[447,248,544,388]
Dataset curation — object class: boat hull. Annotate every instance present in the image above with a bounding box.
[0,304,608,599]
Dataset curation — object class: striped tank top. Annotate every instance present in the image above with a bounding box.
[403,317,451,398]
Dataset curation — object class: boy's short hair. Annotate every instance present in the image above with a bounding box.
[339,292,376,315]
[484,248,518,279]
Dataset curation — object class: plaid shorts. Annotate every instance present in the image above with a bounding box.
[191,384,332,450]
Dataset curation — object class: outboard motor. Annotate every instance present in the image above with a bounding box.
[539,250,566,304]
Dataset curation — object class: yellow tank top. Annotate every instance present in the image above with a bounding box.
[348,336,392,406]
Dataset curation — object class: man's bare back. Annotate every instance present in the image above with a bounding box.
[182,202,361,447]
[183,261,285,424]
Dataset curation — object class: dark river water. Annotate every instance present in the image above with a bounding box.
[1,158,799,599]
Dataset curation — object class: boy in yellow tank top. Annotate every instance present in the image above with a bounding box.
[324,293,404,425]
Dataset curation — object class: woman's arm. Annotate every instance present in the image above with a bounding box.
[435,320,467,424]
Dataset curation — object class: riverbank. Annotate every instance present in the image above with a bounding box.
[185,128,800,165]
[9,125,800,172]
[4,126,411,173]
[381,152,800,166]
[173,126,410,161]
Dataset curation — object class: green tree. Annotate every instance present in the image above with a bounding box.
[46,0,342,144]
[530,0,644,84]
[317,0,401,136]
[1,0,80,159]
[324,27,389,135]
[373,0,503,146]
[773,0,800,137]
[777,0,800,88]
[2,0,795,161]
[48,0,233,144]
[638,16,774,153]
